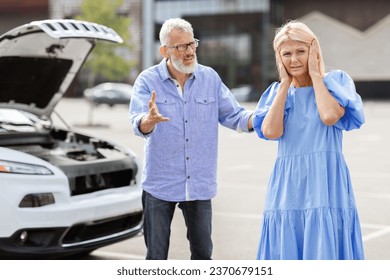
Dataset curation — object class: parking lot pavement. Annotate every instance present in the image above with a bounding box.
[55,98,390,260]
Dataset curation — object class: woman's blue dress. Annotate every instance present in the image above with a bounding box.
[253,70,365,260]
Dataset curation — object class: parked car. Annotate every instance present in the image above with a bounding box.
[84,82,133,107]
[0,19,143,259]
[231,84,261,102]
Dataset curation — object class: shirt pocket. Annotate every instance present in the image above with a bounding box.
[156,97,176,119]
[195,96,216,122]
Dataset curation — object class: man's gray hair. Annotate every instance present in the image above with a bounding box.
[159,18,194,46]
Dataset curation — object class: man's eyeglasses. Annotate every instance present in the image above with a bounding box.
[166,39,199,52]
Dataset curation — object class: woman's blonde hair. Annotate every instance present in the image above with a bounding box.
[273,20,325,77]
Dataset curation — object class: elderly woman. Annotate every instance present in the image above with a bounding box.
[253,20,365,260]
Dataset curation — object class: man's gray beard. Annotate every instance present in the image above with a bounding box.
[171,55,197,74]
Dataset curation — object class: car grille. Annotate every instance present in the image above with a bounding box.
[62,212,143,247]
[69,169,135,196]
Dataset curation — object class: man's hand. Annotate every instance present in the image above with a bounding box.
[139,91,170,134]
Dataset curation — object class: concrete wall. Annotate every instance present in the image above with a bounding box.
[301,11,390,81]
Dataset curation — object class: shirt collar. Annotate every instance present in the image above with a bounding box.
[158,58,197,81]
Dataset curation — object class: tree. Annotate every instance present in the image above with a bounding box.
[76,0,135,86]
[76,0,136,126]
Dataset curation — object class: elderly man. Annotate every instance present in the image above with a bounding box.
[129,18,253,260]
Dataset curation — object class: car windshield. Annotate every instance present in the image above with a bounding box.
[0,109,47,133]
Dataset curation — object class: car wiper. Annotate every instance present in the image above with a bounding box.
[0,121,33,126]
[0,120,34,132]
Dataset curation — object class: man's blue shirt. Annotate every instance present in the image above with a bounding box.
[129,59,252,201]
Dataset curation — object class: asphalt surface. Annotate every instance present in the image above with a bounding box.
[54,98,390,260]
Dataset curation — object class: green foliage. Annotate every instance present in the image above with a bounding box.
[76,0,135,82]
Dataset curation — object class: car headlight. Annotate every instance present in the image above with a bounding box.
[0,160,53,175]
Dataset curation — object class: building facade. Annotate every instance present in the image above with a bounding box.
[1,0,389,98]
[47,0,270,98]
[0,0,49,33]
[274,0,390,98]
[152,0,270,93]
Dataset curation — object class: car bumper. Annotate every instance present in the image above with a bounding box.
[0,173,143,259]
[0,211,143,259]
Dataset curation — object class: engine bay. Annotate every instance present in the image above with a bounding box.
[1,127,138,195]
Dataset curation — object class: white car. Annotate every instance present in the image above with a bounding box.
[0,20,143,259]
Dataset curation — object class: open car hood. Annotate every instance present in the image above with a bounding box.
[0,19,123,118]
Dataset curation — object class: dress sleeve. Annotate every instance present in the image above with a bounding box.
[252,82,291,140]
[323,70,365,131]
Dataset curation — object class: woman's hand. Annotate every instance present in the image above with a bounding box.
[308,40,321,79]
[276,51,292,85]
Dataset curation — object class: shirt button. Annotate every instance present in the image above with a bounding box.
[186,139,189,142]
[186,157,189,160]
[185,120,188,123]
[187,176,190,179]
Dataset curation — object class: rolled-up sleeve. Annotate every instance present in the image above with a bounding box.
[129,73,154,139]
[218,82,254,133]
